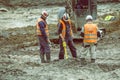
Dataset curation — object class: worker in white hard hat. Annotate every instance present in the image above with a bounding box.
[36,10,51,63]
[86,15,93,21]
[80,15,101,64]
[57,13,77,59]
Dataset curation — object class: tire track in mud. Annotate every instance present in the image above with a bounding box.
[0,29,120,80]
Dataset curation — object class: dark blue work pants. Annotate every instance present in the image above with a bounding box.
[59,37,77,59]
[38,36,50,54]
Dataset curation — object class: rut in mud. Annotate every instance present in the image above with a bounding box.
[0,23,120,80]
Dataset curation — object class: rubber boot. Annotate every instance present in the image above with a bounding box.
[46,53,51,63]
[91,58,95,63]
[80,58,87,65]
[40,53,46,63]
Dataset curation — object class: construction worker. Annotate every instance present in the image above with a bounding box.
[58,13,77,59]
[80,15,100,64]
[36,10,51,63]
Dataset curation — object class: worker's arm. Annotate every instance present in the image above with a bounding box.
[71,29,74,38]
[60,34,64,41]
[96,26,101,37]
[97,31,101,37]
[69,23,74,38]
[58,23,64,41]
[39,21,48,40]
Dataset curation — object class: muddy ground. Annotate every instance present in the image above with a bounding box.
[0,1,120,80]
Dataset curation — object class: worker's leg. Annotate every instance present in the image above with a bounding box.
[81,44,90,65]
[38,36,51,63]
[90,44,96,63]
[43,40,51,63]
[81,47,88,58]
[46,53,51,63]
[38,36,46,63]
[59,39,64,59]
[68,39,77,58]
[40,52,46,63]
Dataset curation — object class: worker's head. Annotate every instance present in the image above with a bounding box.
[62,13,69,22]
[41,10,49,19]
[86,15,93,22]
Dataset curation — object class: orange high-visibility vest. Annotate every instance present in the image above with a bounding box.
[36,18,49,36]
[84,23,98,43]
[59,19,73,38]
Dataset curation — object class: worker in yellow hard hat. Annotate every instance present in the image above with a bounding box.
[36,10,51,63]
[80,15,101,64]
[57,13,77,59]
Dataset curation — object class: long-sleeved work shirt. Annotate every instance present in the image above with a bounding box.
[58,20,71,39]
[38,18,48,40]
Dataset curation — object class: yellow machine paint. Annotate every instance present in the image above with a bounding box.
[63,41,68,59]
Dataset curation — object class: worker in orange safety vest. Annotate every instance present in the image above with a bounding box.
[36,10,51,63]
[80,15,101,64]
[57,13,77,59]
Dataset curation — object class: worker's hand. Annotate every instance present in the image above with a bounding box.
[47,39,51,45]
[62,38,65,41]
[60,34,65,41]
[71,35,74,39]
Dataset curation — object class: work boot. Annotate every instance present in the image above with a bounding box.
[80,58,87,65]
[46,53,51,63]
[40,53,46,63]
[91,59,95,63]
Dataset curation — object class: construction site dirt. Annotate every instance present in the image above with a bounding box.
[0,1,120,80]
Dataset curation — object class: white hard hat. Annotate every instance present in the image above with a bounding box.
[62,13,69,21]
[86,15,93,20]
[41,10,49,18]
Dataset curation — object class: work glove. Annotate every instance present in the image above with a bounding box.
[71,34,74,39]
[80,32,84,37]
[62,38,65,42]
[47,39,51,45]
